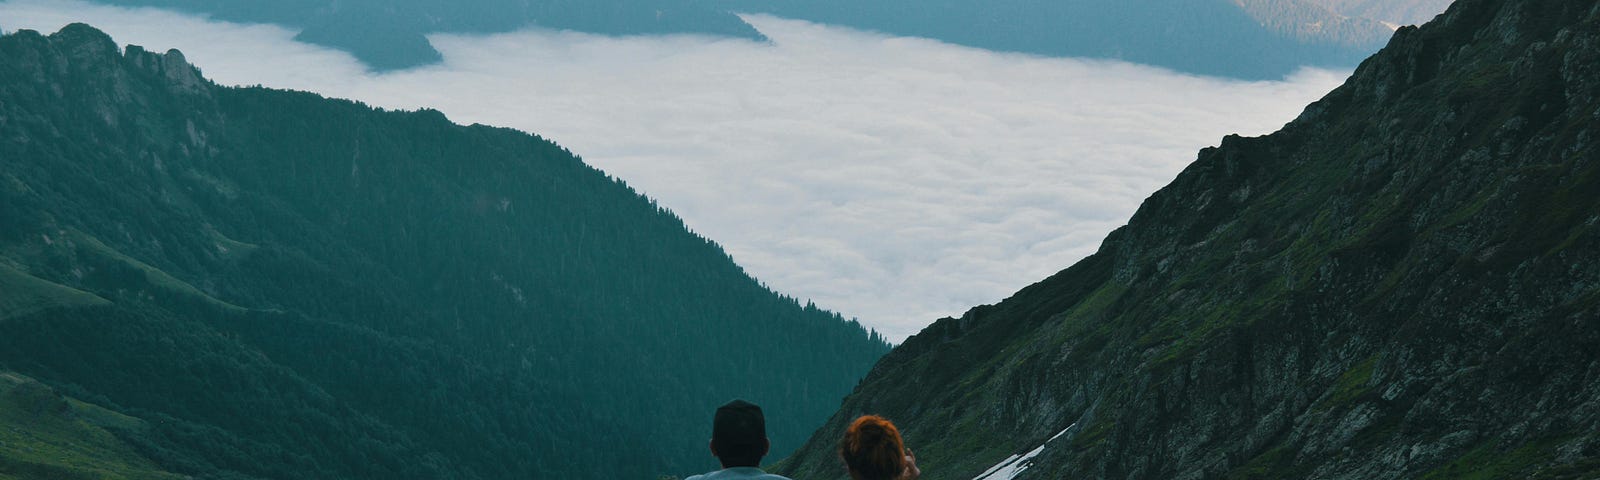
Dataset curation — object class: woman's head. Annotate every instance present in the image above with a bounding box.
[839,415,906,480]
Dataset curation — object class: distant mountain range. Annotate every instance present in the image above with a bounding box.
[88,0,767,70]
[86,0,1452,79]
[775,0,1600,478]
[1302,0,1458,26]
[0,23,888,478]
[728,0,1455,79]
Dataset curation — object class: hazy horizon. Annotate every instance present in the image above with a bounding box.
[0,0,1349,341]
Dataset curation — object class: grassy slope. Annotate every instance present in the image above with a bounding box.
[0,372,182,480]
[0,262,109,322]
[62,228,246,312]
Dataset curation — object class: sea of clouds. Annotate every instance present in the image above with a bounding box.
[0,0,1350,341]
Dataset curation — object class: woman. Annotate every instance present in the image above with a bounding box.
[839,415,921,480]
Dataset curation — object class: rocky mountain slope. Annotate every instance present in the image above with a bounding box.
[775,0,1600,478]
[0,24,888,479]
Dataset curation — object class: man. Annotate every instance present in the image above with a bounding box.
[685,399,792,480]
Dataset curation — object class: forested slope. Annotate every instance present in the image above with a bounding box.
[777,0,1600,478]
[0,24,889,479]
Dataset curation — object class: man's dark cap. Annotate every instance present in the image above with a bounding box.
[713,399,766,447]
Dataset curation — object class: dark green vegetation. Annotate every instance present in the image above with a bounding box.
[0,24,889,478]
[730,0,1405,79]
[0,372,183,480]
[88,0,765,71]
[777,0,1600,478]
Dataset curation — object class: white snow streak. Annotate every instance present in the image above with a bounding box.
[972,423,1076,480]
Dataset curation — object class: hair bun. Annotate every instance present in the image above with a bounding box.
[839,415,906,480]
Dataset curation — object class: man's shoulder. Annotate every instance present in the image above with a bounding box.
[682,468,792,480]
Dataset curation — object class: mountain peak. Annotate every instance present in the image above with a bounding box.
[778,0,1600,477]
[48,23,119,61]
[3,24,209,100]
[123,44,207,93]
[50,22,115,47]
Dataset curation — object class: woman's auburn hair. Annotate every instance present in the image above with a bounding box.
[839,415,905,480]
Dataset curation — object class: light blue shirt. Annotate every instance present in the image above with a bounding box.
[684,467,792,480]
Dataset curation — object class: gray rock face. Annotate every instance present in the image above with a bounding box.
[775,0,1600,478]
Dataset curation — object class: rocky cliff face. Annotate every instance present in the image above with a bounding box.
[775,0,1600,478]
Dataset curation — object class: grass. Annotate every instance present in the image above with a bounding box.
[0,373,184,480]
[0,261,109,322]
[1311,354,1379,413]
[1421,437,1568,480]
[1145,291,1288,371]
[939,414,1025,476]
[1044,283,1129,356]
[1226,446,1297,480]
[1329,355,1378,405]
[203,224,258,261]
[66,228,245,312]
[1070,419,1115,450]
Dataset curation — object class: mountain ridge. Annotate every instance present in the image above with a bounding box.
[774,0,1600,478]
[85,0,767,71]
[75,0,1450,79]
[0,22,889,479]
[722,0,1450,79]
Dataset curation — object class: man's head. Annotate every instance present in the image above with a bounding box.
[710,399,769,467]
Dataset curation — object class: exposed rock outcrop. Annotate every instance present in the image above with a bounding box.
[777,0,1600,478]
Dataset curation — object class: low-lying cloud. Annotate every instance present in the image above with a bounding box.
[1,0,1349,341]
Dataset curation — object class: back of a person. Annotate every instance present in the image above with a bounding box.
[683,400,794,480]
[839,415,920,480]
[684,466,791,480]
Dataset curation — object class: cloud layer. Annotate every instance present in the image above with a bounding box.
[0,0,1348,341]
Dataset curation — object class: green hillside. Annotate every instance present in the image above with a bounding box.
[0,23,889,479]
[0,372,183,480]
[777,0,1600,478]
[0,262,109,322]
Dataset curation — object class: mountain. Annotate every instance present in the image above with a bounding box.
[80,0,1453,79]
[1231,0,1399,46]
[85,0,766,71]
[776,0,1600,478]
[0,371,184,480]
[722,0,1449,80]
[0,23,889,479]
[1303,0,1459,27]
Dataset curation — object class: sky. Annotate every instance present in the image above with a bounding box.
[0,0,1350,341]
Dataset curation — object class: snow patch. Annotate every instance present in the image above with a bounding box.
[971,423,1076,480]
